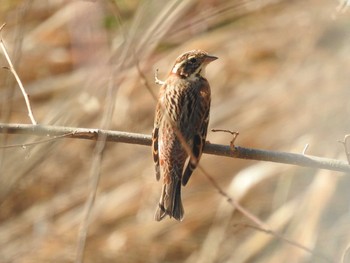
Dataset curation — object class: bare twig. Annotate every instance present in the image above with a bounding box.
[302,143,309,155]
[0,132,75,149]
[0,23,5,33]
[199,166,267,228]
[341,243,350,263]
[211,128,238,135]
[135,59,158,100]
[1,123,350,174]
[339,134,350,164]
[75,131,106,263]
[0,24,37,125]
[199,157,333,262]
[212,128,239,151]
[75,75,116,262]
[154,68,165,85]
[239,223,332,262]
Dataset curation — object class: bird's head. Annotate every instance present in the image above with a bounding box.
[171,50,218,79]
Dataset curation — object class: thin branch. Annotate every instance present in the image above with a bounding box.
[75,132,106,263]
[75,74,117,263]
[212,128,239,151]
[1,123,350,174]
[199,152,331,261]
[154,68,165,85]
[239,223,332,262]
[341,243,350,263]
[135,58,158,100]
[339,134,350,164]
[0,24,37,125]
[199,166,332,261]
[302,144,309,155]
[0,132,75,149]
[199,166,268,228]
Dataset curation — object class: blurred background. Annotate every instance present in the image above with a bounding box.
[1,0,350,262]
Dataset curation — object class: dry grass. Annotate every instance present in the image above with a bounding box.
[1,0,350,262]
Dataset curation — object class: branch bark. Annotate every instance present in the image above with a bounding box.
[1,123,349,173]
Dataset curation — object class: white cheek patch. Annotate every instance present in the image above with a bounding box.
[172,61,185,74]
[172,55,197,74]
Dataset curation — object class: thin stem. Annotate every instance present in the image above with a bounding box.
[0,23,37,125]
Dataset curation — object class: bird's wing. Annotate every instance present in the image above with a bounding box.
[152,85,166,181]
[182,93,210,186]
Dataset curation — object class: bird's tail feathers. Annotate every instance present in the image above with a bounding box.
[155,175,184,221]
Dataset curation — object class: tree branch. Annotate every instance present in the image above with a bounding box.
[1,123,349,173]
[0,24,37,125]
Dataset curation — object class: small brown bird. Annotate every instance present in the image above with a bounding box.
[152,50,217,221]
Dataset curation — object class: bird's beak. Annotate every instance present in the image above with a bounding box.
[204,55,218,63]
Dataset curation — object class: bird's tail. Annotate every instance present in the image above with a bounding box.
[155,176,184,221]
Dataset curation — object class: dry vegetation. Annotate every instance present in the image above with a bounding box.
[1,0,350,262]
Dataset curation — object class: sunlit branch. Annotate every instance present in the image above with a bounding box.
[1,123,349,174]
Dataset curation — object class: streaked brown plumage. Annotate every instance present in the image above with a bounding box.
[152,50,217,221]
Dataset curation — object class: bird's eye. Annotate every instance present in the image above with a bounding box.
[189,58,197,64]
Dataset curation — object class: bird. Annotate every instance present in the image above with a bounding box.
[152,50,217,221]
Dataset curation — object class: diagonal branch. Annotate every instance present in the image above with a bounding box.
[0,123,349,174]
[0,23,37,125]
